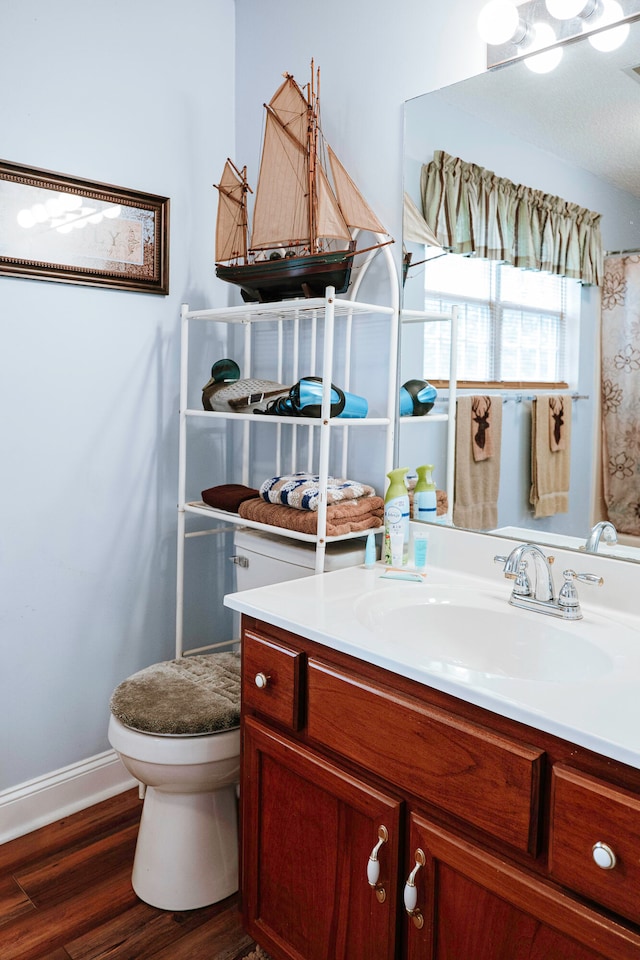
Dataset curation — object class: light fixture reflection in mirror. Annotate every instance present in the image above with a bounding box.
[523,20,564,69]
[585,0,631,48]
[16,194,122,233]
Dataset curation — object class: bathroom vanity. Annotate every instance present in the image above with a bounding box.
[226,526,640,960]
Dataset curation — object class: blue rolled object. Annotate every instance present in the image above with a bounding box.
[399,379,438,416]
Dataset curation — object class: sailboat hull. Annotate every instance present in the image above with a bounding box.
[216,249,353,302]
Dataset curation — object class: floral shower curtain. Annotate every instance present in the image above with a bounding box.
[601,255,640,535]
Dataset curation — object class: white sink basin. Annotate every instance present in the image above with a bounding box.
[354,584,614,683]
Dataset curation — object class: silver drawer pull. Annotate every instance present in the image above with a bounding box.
[254,672,270,689]
[592,841,617,870]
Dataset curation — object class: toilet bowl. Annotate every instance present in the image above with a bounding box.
[109,529,365,911]
[108,652,241,911]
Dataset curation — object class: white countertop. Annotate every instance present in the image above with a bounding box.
[224,524,640,770]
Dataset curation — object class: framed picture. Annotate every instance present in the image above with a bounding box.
[0,160,169,295]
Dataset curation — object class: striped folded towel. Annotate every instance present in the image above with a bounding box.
[259,473,376,511]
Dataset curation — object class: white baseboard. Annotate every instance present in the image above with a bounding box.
[0,750,137,844]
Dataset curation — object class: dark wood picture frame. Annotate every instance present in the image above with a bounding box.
[0,160,169,295]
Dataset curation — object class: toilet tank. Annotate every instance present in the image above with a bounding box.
[232,528,367,591]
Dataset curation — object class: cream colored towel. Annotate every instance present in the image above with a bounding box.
[530,395,572,518]
[453,396,503,530]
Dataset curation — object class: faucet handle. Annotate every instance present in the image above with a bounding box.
[562,569,604,587]
[493,555,509,566]
[558,569,604,620]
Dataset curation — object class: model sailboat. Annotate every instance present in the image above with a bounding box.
[215,63,393,303]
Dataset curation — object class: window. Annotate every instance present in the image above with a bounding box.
[422,254,575,385]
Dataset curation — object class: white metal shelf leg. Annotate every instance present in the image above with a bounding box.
[176,303,191,658]
[445,305,459,523]
[315,287,336,573]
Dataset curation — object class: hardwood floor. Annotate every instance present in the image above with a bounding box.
[0,789,256,960]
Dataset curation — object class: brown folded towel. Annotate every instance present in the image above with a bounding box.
[238,496,384,536]
[201,484,260,512]
[408,488,448,517]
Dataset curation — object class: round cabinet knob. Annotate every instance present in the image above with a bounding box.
[592,841,617,870]
[254,672,270,690]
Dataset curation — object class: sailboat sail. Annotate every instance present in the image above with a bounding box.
[215,160,248,263]
[315,164,351,242]
[251,77,310,250]
[328,145,387,235]
[403,191,440,247]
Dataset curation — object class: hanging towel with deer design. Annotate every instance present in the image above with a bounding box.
[530,395,572,518]
[454,395,503,530]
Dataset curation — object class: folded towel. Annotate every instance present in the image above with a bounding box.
[453,395,503,530]
[260,473,376,511]
[239,496,384,536]
[530,396,571,517]
[407,488,448,517]
[201,484,260,512]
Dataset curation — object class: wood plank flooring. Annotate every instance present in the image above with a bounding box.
[0,789,256,960]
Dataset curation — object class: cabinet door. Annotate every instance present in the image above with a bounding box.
[242,716,402,960]
[405,814,640,960]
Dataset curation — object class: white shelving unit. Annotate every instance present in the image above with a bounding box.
[398,305,459,523]
[176,287,399,655]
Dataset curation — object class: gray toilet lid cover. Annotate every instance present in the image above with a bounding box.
[110,652,241,736]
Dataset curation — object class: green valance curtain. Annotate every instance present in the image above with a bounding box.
[420,150,603,286]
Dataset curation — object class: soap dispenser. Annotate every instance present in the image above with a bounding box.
[384,467,410,565]
[413,464,437,522]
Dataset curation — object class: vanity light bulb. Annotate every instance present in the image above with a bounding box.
[545,0,590,18]
[585,0,629,51]
[477,0,520,45]
[524,21,563,73]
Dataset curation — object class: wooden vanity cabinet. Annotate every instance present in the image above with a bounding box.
[240,618,640,960]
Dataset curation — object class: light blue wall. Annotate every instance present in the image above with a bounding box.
[0,0,236,790]
[0,0,488,793]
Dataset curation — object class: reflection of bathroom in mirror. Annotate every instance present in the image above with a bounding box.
[401,15,640,562]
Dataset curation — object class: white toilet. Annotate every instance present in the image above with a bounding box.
[109,529,365,911]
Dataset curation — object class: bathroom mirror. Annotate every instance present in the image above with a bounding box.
[401,15,640,562]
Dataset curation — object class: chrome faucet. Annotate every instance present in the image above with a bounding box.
[495,543,603,620]
[584,520,618,554]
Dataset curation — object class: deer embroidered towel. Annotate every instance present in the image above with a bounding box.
[530,395,572,517]
[454,395,503,530]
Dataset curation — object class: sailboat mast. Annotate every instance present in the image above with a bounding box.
[236,162,250,262]
[308,61,319,254]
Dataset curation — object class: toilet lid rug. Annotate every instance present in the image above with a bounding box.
[109,652,240,736]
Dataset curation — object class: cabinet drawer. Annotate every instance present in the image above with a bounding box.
[307,659,543,854]
[242,629,303,730]
[549,764,640,925]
